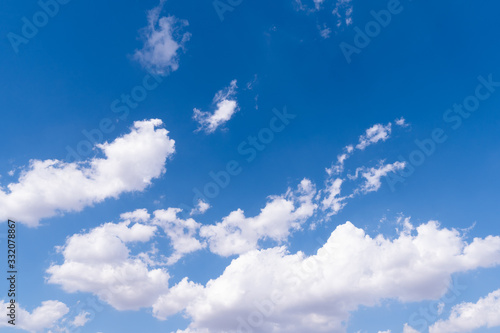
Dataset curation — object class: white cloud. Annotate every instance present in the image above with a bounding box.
[0,119,175,226]
[200,179,317,256]
[314,0,325,10]
[296,0,353,39]
[403,324,420,333]
[193,80,239,134]
[327,120,396,177]
[356,161,406,193]
[312,119,413,226]
[321,178,348,216]
[320,119,410,217]
[134,0,191,75]
[356,123,392,150]
[173,220,500,333]
[321,159,405,220]
[320,120,408,219]
[294,0,310,12]
[71,311,91,327]
[153,277,204,320]
[332,0,353,27]
[44,200,500,333]
[190,199,211,215]
[120,208,151,223]
[47,218,169,311]
[396,117,409,128]
[330,152,350,175]
[296,0,352,20]
[31,111,499,333]
[153,208,206,264]
[429,288,500,333]
[0,300,69,333]
[319,25,332,39]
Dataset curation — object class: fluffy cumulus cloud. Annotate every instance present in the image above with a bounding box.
[41,116,500,333]
[46,218,169,311]
[153,277,205,320]
[0,300,69,332]
[168,220,500,333]
[193,80,239,134]
[429,288,500,333]
[134,0,191,75]
[0,119,175,226]
[44,202,500,333]
[200,179,317,256]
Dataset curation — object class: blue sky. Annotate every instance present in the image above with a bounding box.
[1,0,500,332]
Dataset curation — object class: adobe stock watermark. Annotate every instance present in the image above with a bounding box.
[7,0,73,54]
[65,72,164,162]
[407,276,467,332]
[64,296,106,333]
[386,74,500,191]
[213,0,243,21]
[339,0,405,64]
[178,106,296,217]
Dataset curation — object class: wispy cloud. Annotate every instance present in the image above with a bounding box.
[332,0,353,27]
[134,0,191,75]
[318,24,332,39]
[356,122,392,150]
[71,311,91,328]
[328,120,398,177]
[296,0,354,37]
[321,177,349,217]
[356,161,406,194]
[396,117,410,128]
[193,80,239,134]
